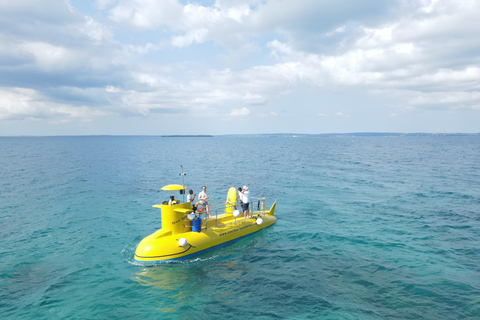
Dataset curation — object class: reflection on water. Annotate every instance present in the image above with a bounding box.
[132,255,249,315]
[136,266,188,290]
[132,232,269,312]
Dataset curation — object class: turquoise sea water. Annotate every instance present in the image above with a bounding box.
[1,136,479,319]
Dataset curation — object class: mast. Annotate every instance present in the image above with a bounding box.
[180,165,186,203]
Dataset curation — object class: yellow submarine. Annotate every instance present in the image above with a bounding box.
[134,184,277,263]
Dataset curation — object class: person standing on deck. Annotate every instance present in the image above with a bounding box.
[187,189,196,210]
[198,186,210,218]
[237,187,243,210]
[242,186,250,219]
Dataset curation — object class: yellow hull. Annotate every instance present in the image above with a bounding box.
[135,204,276,263]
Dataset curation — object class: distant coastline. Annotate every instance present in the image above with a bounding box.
[1,133,479,138]
[219,132,480,138]
[161,135,213,138]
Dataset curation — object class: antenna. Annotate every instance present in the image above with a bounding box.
[180,165,186,202]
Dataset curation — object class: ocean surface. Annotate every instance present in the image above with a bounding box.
[1,135,479,319]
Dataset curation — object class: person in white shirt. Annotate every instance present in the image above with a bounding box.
[241,186,250,218]
[198,186,210,218]
[187,189,196,208]
[237,187,243,210]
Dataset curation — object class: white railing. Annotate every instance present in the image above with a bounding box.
[196,197,268,230]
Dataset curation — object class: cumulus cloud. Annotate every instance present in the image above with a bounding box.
[19,42,80,71]
[0,87,109,121]
[243,92,266,105]
[230,107,250,116]
[0,0,479,132]
[109,0,183,30]
[79,16,113,44]
[335,112,349,118]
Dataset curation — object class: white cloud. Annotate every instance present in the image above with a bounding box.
[19,42,81,71]
[109,0,183,30]
[243,92,266,105]
[1,0,480,133]
[94,0,116,11]
[409,91,480,108]
[172,28,209,47]
[226,5,252,23]
[267,39,293,57]
[0,87,109,121]
[106,86,121,93]
[230,107,250,116]
[79,17,113,44]
[0,87,40,120]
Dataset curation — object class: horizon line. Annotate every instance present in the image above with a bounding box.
[1,132,480,138]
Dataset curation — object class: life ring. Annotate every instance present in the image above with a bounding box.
[196,201,205,213]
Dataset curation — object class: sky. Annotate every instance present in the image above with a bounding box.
[0,0,479,135]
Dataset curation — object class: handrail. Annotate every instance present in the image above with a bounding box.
[196,197,268,230]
